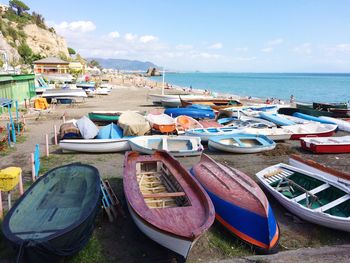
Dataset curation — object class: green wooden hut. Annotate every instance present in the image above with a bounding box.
[0,74,35,102]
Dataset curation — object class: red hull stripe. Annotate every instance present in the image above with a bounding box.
[216,214,279,250]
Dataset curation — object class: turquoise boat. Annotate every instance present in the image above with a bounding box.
[292,112,337,125]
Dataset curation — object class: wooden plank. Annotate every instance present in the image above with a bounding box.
[314,195,350,212]
[293,183,330,202]
[143,192,185,199]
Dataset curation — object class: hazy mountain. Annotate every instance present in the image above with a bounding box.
[87,58,159,71]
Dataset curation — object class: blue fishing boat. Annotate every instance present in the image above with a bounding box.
[96,123,123,139]
[292,112,337,125]
[191,154,279,253]
[208,134,276,153]
[164,107,215,119]
[259,112,295,126]
[187,104,212,110]
[185,127,242,142]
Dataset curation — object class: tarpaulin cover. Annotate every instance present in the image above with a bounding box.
[96,123,123,139]
[76,116,99,139]
[118,112,151,136]
[34,98,49,110]
[59,122,81,139]
[1,163,101,263]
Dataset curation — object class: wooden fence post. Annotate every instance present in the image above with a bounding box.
[45,134,49,157]
[54,125,58,145]
[31,153,35,182]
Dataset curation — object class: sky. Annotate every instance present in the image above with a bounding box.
[10,0,350,72]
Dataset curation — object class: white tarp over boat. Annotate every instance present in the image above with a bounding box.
[76,116,99,139]
[118,112,151,136]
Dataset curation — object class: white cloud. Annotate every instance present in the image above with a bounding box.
[55,20,96,33]
[208,42,223,49]
[328,44,350,54]
[234,47,248,52]
[124,33,137,41]
[293,43,312,55]
[176,44,193,50]
[261,47,273,53]
[198,52,222,59]
[139,35,158,43]
[261,38,284,53]
[108,31,120,39]
[267,38,284,46]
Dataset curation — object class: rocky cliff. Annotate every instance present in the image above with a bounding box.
[23,24,69,58]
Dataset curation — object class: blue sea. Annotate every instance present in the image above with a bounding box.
[151,73,350,103]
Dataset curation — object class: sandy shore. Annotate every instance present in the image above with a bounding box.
[0,82,350,262]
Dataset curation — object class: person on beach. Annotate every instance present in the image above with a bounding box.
[290,95,295,104]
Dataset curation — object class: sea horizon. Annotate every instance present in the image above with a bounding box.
[151,72,350,103]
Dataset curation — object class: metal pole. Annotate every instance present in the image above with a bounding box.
[8,104,16,143]
[6,123,11,145]
[16,100,20,134]
[161,67,165,95]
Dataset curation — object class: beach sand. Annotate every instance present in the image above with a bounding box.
[0,81,349,262]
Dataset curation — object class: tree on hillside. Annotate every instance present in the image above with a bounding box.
[68,47,76,55]
[32,11,45,28]
[89,59,101,69]
[9,0,30,16]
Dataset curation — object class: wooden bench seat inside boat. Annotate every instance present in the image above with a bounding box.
[136,161,190,209]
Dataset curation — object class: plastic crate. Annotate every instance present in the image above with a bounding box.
[0,167,21,192]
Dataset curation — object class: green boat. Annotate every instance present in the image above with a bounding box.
[88,111,122,124]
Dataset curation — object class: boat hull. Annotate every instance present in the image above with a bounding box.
[164,108,215,119]
[301,140,350,153]
[129,136,203,157]
[59,139,130,153]
[208,136,276,153]
[127,202,193,259]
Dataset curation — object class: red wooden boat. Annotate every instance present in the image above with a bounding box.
[191,154,279,253]
[123,151,215,260]
[300,136,350,153]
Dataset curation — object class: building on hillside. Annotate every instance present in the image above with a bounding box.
[33,57,69,74]
[69,61,86,74]
[0,3,9,13]
[0,74,35,106]
[86,66,101,76]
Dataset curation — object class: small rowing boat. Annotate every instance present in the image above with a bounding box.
[243,127,293,141]
[185,127,243,142]
[146,113,176,133]
[124,151,215,260]
[208,134,276,153]
[300,136,350,154]
[256,163,350,232]
[191,154,279,252]
[129,135,203,156]
[283,123,337,140]
[175,115,203,135]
